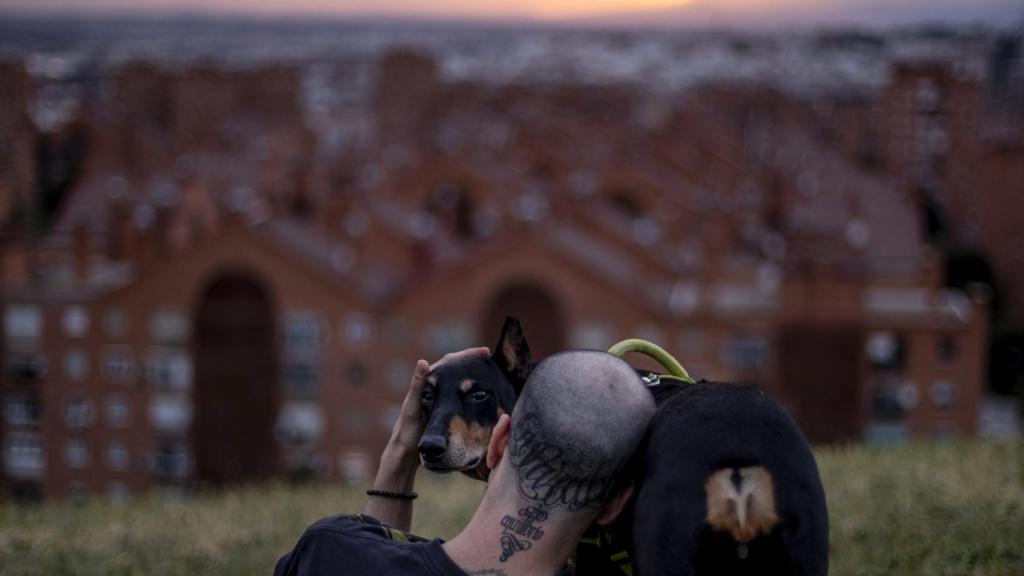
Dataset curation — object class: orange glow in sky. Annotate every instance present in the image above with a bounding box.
[530,0,696,18]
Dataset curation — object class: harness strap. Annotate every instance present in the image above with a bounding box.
[608,338,695,384]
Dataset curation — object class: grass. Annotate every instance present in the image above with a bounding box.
[0,441,1021,575]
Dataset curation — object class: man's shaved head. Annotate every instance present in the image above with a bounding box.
[503,351,656,514]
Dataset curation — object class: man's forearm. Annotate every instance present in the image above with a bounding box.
[364,444,420,531]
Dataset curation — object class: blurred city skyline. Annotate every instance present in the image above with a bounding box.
[0,6,1021,501]
[0,0,1021,27]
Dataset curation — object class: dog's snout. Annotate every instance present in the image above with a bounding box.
[418,435,447,462]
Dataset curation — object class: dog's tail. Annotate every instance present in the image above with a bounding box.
[705,466,780,544]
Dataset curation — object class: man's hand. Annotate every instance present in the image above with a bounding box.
[365,347,490,530]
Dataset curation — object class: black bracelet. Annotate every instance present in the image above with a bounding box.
[366,489,418,500]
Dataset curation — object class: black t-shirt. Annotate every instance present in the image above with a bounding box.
[273,514,470,576]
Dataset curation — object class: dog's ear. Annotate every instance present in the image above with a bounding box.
[492,316,532,390]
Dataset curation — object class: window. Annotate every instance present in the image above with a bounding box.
[283,312,324,356]
[870,380,906,422]
[103,347,137,385]
[103,308,130,339]
[866,332,906,371]
[6,352,47,383]
[897,380,920,410]
[64,350,89,381]
[4,304,42,342]
[107,441,130,471]
[65,439,90,469]
[152,441,191,479]
[145,349,192,393]
[275,402,324,444]
[347,362,369,388]
[62,306,90,338]
[937,336,958,364]
[64,395,95,430]
[149,310,189,345]
[4,394,41,426]
[723,337,768,371]
[3,432,44,478]
[283,362,319,398]
[931,380,956,408]
[149,397,192,433]
[341,313,375,349]
[105,395,131,428]
[668,282,701,315]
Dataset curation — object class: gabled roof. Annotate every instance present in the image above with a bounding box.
[95,217,375,309]
[386,218,678,319]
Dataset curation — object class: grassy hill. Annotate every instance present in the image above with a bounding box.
[0,440,1021,575]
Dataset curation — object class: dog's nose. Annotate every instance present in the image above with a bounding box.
[418,436,447,463]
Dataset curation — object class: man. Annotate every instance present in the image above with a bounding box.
[274,348,656,576]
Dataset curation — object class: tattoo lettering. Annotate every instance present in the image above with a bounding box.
[508,413,615,511]
[498,505,548,562]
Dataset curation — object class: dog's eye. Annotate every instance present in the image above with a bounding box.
[469,390,489,402]
[421,387,435,403]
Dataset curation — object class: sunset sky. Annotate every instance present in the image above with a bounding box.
[0,0,1019,24]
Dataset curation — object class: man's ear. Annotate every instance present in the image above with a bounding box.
[486,413,512,470]
[492,316,532,391]
[593,482,635,527]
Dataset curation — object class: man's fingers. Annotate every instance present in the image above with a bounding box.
[429,346,490,371]
[403,360,429,406]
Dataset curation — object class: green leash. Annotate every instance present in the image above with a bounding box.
[608,338,695,384]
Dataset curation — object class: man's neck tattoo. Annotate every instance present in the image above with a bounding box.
[507,413,614,511]
[495,409,619,564]
[499,505,548,562]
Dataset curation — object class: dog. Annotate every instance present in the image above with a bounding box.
[619,381,830,576]
[417,316,532,478]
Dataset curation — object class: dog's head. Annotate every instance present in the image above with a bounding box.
[417,316,532,476]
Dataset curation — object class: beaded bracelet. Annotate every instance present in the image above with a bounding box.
[366,489,418,500]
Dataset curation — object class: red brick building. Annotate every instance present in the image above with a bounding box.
[1,51,990,500]
[0,60,36,228]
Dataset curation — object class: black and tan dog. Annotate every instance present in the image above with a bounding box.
[620,381,829,576]
[417,316,532,478]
